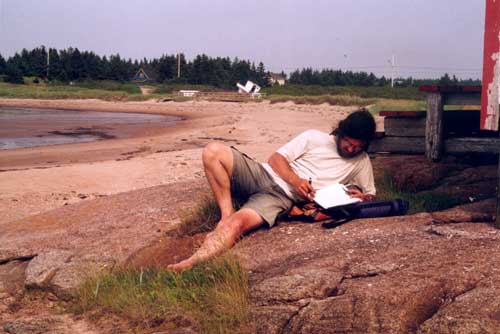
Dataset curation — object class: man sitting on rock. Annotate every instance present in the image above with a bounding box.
[168,109,377,272]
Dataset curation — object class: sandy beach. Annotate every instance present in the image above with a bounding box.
[0,98,374,225]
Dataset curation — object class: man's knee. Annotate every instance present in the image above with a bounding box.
[203,142,229,163]
[222,209,264,235]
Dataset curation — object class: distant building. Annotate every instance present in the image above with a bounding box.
[132,68,150,83]
[269,73,286,86]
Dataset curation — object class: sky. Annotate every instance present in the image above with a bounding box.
[0,0,486,79]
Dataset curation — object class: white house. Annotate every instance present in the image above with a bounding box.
[268,73,286,86]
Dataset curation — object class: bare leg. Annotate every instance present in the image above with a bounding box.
[202,142,235,219]
[168,208,264,272]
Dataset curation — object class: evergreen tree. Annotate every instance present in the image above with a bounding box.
[47,48,62,81]
[29,46,48,79]
[4,63,24,84]
[0,54,6,75]
[438,73,452,86]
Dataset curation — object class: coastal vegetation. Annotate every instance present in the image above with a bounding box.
[73,255,251,333]
[0,46,480,90]
[375,172,463,214]
[0,46,481,111]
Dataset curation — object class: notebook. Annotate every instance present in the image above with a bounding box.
[313,183,361,209]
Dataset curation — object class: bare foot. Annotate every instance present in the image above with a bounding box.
[167,258,195,273]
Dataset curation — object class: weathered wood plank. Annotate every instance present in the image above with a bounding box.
[369,137,425,154]
[419,85,482,93]
[384,118,426,137]
[444,137,500,153]
[369,136,500,154]
[443,92,481,106]
[379,111,426,118]
[425,92,444,161]
[383,110,483,137]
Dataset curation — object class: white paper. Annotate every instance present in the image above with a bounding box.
[313,183,361,209]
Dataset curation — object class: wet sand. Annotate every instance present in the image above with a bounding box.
[0,107,181,150]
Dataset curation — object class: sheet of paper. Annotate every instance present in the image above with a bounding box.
[314,183,361,209]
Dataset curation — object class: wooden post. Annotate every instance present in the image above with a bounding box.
[425,92,444,161]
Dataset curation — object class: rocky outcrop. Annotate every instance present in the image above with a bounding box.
[1,157,499,333]
[0,179,206,295]
[231,201,500,334]
[0,180,207,332]
[123,198,500,334]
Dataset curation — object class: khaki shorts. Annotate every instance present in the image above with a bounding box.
[230,148,293,227]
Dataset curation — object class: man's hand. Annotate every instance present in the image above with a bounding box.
[292,177,316,201]
[268,153,317,201]
[346,188,375,202]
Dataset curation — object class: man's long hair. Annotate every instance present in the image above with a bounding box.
[330,109,376,150]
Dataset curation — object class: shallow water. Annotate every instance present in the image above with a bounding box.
[0,107,181,150]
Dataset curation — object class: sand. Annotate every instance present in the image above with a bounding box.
[0,98,380,225]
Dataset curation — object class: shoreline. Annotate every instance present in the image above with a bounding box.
[0,106,183,150]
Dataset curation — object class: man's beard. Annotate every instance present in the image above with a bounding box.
[336,136,363,158]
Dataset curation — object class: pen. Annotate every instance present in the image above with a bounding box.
[307,177,313,198]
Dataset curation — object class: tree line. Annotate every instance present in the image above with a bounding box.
[288,68,481,87]
[0,46,270,88]
[0,46,481,88]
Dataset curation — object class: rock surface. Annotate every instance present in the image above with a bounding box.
[233,201,500,334]
[127,198,500,334]
[1,153,499,333]
[0,179,207,332]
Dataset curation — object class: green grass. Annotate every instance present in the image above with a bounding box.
[72,80,142,94]
[268,94,377,107]
[153,83,224,94]
[263,84,426,100]
[176,193,242,236]
[73,255,251,333]
[176,193,222,236]
[0,82,149,101]
[376,173,464,214]
[368,99,426,113]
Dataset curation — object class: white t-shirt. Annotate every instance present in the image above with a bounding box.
[261,129,376,201]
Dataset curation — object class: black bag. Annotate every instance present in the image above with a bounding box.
[321,199,410,229]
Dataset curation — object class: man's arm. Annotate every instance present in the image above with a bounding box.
[268,152,315,200]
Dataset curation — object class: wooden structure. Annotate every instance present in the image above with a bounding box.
[482,0,500,227]
[176,91,264,102]
[132,68,150,83]
[369,103,500,156]
[372,0,500,226]
[481,0,500,131]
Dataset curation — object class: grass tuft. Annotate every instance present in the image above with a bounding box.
[376,172,464,214]
[176,193,241,236]
[72,254,251,333]
[176,193,222,236]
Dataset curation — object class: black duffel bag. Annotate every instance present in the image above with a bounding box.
[321,199,410,228]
